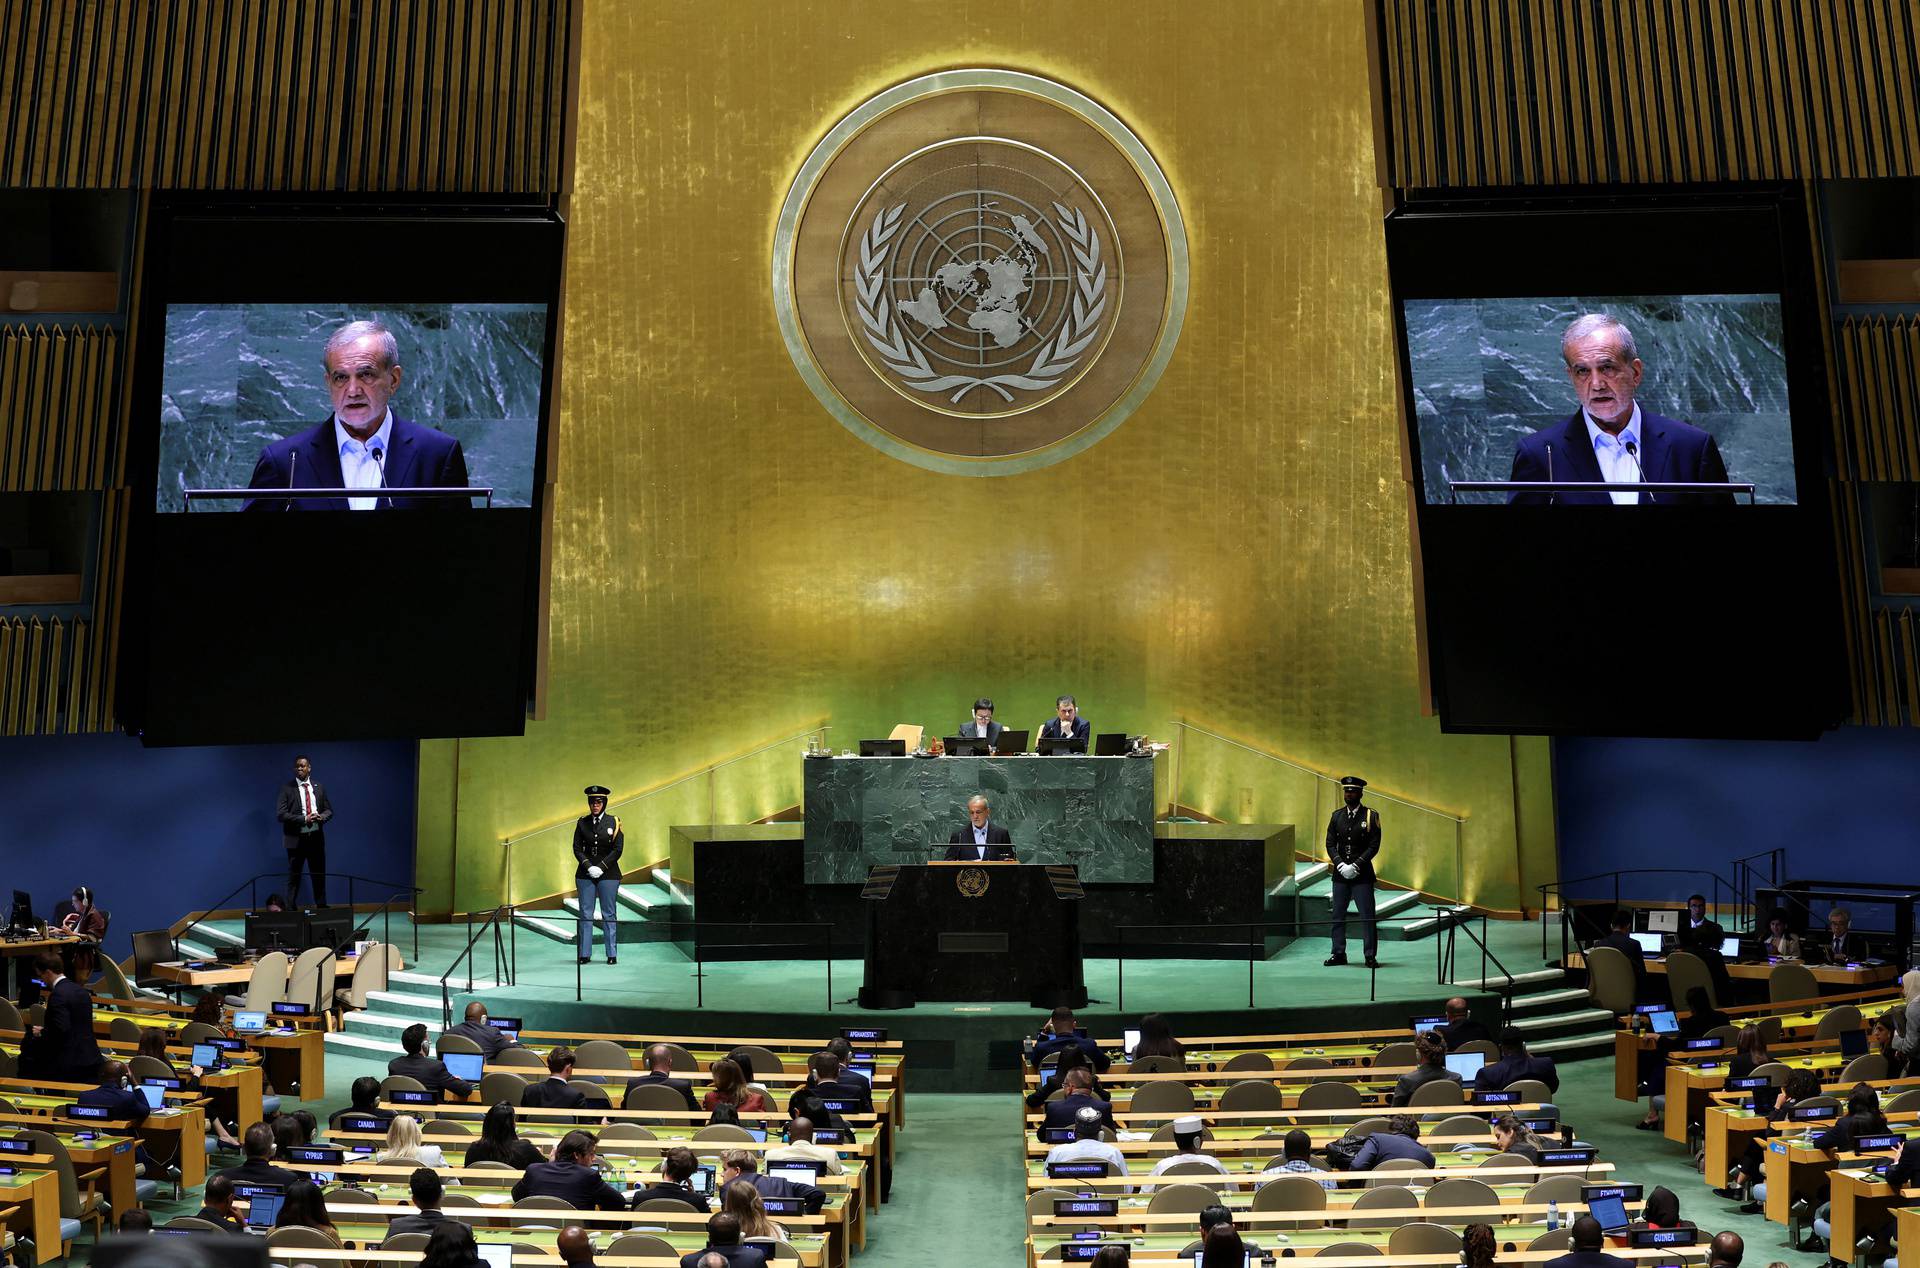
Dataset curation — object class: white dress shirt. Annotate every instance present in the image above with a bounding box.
[336,409,395,510]
[1045,1136,1129,1178]
[1583,404,1644,505]
[296,779,321,833]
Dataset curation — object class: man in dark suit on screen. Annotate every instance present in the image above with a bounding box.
[244,318,470,510]
[1508,314,1735,506]
[945,794,1015,861]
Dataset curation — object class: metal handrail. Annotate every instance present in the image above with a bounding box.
[685,921,835,1012]
[1113,918,1381,1011]
[496,722,828,907]
[441,904,515,1027]
[184,871,421,961]
[1435,909,1516,1023]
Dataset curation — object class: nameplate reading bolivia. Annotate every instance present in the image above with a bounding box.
[773,70,1188,475]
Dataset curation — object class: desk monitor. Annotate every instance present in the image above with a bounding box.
[442,1052,485,1084]
[1839,1028,1869,1058]
[232,1010,267,1032]
[190,1043,221,1069]
[1647,1010,1678,1035]
[6,890,31,934]
[1644,909,1680,933]
[138,1084,167,1111]
[992,729,1030,754]
[1720,934,1743,957]
[844,1063,874,1084]
[1122,1028,1142,1060]
[244,910,305,951]
[1444,1051,1486,1082]
[305,907,359,954]
[769,1162,823,1186]
[476,1246,514,1268]
[1630,931,1665,955]
[1093,732,1132,756]
[943,736,990,756]
[244,1190,285,1230]
[1409,1014,1449,1030]
[1587,1193,1630,1233]
[1037,736,1087,755]
[858,739,906,757]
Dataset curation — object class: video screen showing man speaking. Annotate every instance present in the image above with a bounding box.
[154,304,547,512]
[1404,295,1795,506]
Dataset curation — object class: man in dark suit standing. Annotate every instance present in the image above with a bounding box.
[1509,314,1734,507]
[1038,695,1091,750]
[388,1024,473,1101]
[276,754,333,907]
[522,1048,590,1109]
[1324,775,1382,969]
[945,795,1016,861]
[958,698,1004,746]
[625,1045,700,1112]
[244,319,470,511]
[25,950,103,1083]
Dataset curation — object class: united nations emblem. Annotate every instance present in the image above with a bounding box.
[955,867,991,898]
[774,70,1188,475]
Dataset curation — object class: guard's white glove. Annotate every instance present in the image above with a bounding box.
[1337,863,1359,881]
[588,866,603,880]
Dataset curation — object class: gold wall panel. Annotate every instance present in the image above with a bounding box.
[1376,0,1920,187]
[0,0,573,191]
[1836,315,1920,482]
[413,0,1557,917]
[0,326,117,492]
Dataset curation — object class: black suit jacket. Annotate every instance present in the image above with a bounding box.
[945,823,1015,861]
[729,1171,825,1214]
[1508,409,1735,506]
[276,778,335,846]
[678,1246,767,1268]
[443,1020,511,1060]
[1542,1253,1633,1268]
[958,720,1004,743]
[245,414,470,511]
[387,1052,472,1101]
[628,1181,708,1212]
[520,1078,589,1109]
[385,1208,449,1237]
[1040,1092,1118,1137]
[31,976,103,1081]
[512,1159,628,1211]
[193,1208,244,1233]
[1815,931,1867,964]
[75,1083,151,1129]
[625,1071,699,1113]
[213,1157,300,1189]
[574,812,625,880]
[1437,1017,1493,1051]
[1594,930,1650,993]
[1039,717,1092,741]
[1325,803,1382,884]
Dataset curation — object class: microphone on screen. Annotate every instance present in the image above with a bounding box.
[1545,442,1555,507]
[285,450,298,512]
[1624,439,1654,504]
[370,444,387,509]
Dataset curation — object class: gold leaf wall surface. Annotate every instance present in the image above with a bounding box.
[414,0,1556,915]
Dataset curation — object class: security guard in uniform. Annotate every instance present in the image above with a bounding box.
[1324,775,1382,969]
[573,785,624,966]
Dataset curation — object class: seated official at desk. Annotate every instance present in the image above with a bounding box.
[785,1050,873,1121]
[1763,909,1803,959]
[631,1145,712,1212]
[1437,997,1493,1050]
[193,1174,244,1232]
[514,1129,628,1210]
[719,1148,825,1214]
[959,697,1003,745]
[55,885,107,939]
[522,1047,591,1108]
[1675,893,1725,951]
[1040,1066,1118,1137]
[1039,694,1091,746]
[214,1121,300,1188]
[1031,1006,1111,1072]
[680,1212,770,1268]
[1547,1214,1631,1268]
[1350,1115,1434,1170]
[1594,908,1649,997]
[444,1001,518,1059]
[389,1022,474,1100]
[1815,907,1868,964]
[331,1076,397,1129]
[627,1044,702,1112]
[1475,1029,1559,1095]
[1391,1032,1462,1106]
[945,794,1015,861]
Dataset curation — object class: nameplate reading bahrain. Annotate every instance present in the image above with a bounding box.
[773,69,1188,475]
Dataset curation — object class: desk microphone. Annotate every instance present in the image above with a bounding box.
[1545,442,1555,506]
[1624,439,1654,504]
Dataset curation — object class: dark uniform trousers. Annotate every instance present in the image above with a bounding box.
[1325,802,1382,958]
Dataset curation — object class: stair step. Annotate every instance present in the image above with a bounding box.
[1529,1031,1618,1059]
[511,910,576,944]
[1511,1007,1616,1032]
[391,970,504,993]
[342,1010,440,1038]
[615,885,662,914]
[322,1031,405,1057]
[1372,891,1425,918]
[365,990,444,1018]
[1448,968,1564,991]
[186,922,244,948]
[1509,988,1592,1012]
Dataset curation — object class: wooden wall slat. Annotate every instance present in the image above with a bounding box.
[1378,0,1920,187]
[0,0,572,192]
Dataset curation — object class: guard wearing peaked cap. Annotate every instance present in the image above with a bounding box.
[573,785,624,966]
[1324,775,1382,969]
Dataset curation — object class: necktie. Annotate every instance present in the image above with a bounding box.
[301,782,314,817]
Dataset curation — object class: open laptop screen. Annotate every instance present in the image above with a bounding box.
[1444,1051,1485,1081]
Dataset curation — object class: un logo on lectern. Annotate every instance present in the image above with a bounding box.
[956,867,991,899]
[773,71,1188,475]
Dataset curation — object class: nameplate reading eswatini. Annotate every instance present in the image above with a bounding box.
[802,754,1156,884]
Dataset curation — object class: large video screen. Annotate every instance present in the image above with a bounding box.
[1385,187,1844,738]
[120,199,563,745]
[1405,295,1795,505]
[157,303,547,512]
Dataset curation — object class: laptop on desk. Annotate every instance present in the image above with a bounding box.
[1036,736,1086,755]
[943,736,990,756]
[992,729,1030,754]
[1092,732,1132,756]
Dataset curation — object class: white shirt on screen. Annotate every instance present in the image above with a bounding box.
[1583,404,1644,506]
[336,409,395,511]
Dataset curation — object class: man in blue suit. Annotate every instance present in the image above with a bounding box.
[244,319,470,510]
[1508,314,1734,506]
[1038,695,1092,748]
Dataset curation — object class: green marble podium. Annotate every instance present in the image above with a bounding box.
[802,754,1158,884]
